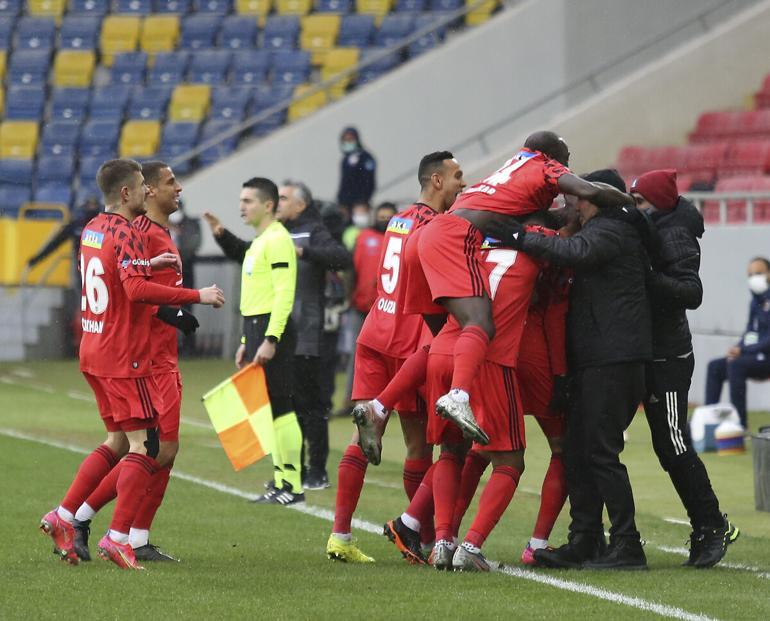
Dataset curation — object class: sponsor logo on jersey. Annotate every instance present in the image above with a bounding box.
[376,297,396,314]
[386,217,413,235]
[121,258,151,269]
[82,230,104,249]
[481,237,502,250]
[81,317,104,334]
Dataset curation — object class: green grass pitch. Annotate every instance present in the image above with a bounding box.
[1,359,769,621]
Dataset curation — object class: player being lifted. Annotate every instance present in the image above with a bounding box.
[39,159,224,570]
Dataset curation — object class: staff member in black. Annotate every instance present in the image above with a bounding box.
[631,169,739,568]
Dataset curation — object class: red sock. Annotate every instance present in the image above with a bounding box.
[433,452,463,542]
[332,445,368,534]
[452,450,490,537]
[451,326,489,394]
[109,453,159,535]
[83,461,121,513]
[465,464,521,548]
[404,462,434,528]
[403,455,432,500]
[60,444,118,514]
[532,454,568,541]
[132,464,172,531]
[378,346,430,411]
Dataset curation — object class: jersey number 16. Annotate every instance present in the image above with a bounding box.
[80,256,109,315]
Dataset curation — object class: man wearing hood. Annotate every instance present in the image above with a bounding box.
[632,169,739,569]
[337,127,376,209]
[278,181,352,490]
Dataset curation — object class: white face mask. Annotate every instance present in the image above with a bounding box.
[748,274,769,295]
[352,213,370,229]
[341,140,357,154]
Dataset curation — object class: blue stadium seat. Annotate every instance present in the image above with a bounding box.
[249,84,292,136]
[394,0,424,11]
[231,50,270,84]
[34,183,73,207]
[75,183,101,206]
[159,143,195,173]
[0,17,14,48]
[409,13,442,57]
[4,86,46,120]
[314,0,352,13]
[7,50,50,86]
[128,85,173,119]
[51,88,90,122]
[210,86,251,120]
[219,15,258,50]
[40,121,81,157]
[375,15,415,47]
[0,159,34,185]
[80,121,122,156]
[69,0,109,15]
[263,16,300,51]
[181,14,224,50]
[0,0,21,16]
[198,119,238,165]
[148,51,190,85]
[358,48,400,83]
[188,50,232,84]
[338,15,374,47]
[114,0,153,14]
[111,52,148,85]
[15,17,57,51]
[155,0,191,13]
[430,0,462,10]
[60,16,101,50]
[89,85,132,120]
[37,156,76,183]
[0,187,32,217]
[194,0,232,14]
[272,50,310,86]
[163,121,200,144]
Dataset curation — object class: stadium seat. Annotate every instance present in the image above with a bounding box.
[231,49,270,83]
[616,145,647,177]
[287,83,326,122]
[114,0,152,14]
[34,183,73,206]
[39,121,80,156]
[168,84,211,121]
[682,142,729,185]
[0,186,31,215]
[128,85,174,119]
[219,15,259,49]
[37,155,75,183]
[79,119,121,156]
[111,51,149,84]
[375,14,415,47]
[50,88,90,122]
[272,49,311,86]
[89,85,132,120]
[0,0,21,16]
[355,0,392,21]
[465,0,497,26]
[188,49,232,84]
[430,0,460,9]
[155,0,191,12]
[300,14,340,64]
[78,154,106,184]
[7,50,50,86]
[4,86,45,120]
[751,176,770,223]
[26,0,66,16]
[249,84,292,135]
[409,13,443,57]
[148,50,191,84]
[141,15,181,53]
[394,0,423,10]
[315,0,352,12]
[198,119,239,164]
[358,47,399,84]
[119,120,162,157]
[100,15,141,66]
[702,177,757,224]
[276,0,312,15]
[338,14,374,47]
[735,109,770,139]
[69,0,108,16]
[755,74,770,108]
[0,121,39,159]
[235,0,272,21]
[162,120,200,144]
[15,17,57,51]
[194,0,232,13]
[718,140,770,178]
[0,159,34,185]
[0,20,12,49]
[53,50,96,87]
[59,16,101,50]
[263,15,300,50]
[181,14,224,49]
[320,46,357,99]
[689,110,743,143]
[210,85,252,120]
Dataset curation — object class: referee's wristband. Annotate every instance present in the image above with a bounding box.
[240,335,246,345]
[265,335,279,344]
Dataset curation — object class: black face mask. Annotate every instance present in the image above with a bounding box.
[374,221,389,233]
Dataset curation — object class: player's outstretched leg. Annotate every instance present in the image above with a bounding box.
[39,509,79,566]
[383,517,427,565]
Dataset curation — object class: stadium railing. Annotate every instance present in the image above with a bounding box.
[684,191,770,225]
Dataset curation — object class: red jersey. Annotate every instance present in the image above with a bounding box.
[79,212,156,378]
[356,203,437,359]
[451,149,570,216]
[430,227,556,367]
[351,228,386,313]
[134,215,182,373]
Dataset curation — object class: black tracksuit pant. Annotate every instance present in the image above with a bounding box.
[294,355,329,479]
[566,361,645,541]
[643,355,723,530]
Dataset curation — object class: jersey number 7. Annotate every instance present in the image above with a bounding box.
[485,249,518,299]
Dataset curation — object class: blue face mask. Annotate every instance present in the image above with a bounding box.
[341,140,357,154]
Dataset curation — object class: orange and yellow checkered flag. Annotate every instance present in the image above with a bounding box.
[202,364,274,471]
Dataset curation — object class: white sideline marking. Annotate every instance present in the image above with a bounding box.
[656,545,770,580]
[664,517,691,526]
[0,428,725,620]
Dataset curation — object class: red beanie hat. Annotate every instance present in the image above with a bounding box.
[630,169,679,211]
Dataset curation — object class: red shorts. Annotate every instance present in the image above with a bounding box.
[83,373,161,432]
[403,227,444,316]
[417,214,488,302]
[156,371,182,442]
[351,343,419,415]
[425,353,463,446]
[517,362,566,439]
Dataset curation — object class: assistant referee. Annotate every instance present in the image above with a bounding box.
[204,177,305,505]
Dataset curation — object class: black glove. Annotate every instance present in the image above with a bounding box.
[548,374,570,413]
[483,219,526,250]
[156,306,200,335]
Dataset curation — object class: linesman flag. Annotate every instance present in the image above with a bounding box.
[202,364,274,471]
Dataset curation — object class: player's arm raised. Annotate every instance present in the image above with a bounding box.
[204,211,250,264]
[557,173,634,210]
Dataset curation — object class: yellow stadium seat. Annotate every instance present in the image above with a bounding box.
[0,122,39,159]
[101,16,142,67]
[119,120,161,158]
[141,15,181,54]
[0,89,4,118]
[53,50,96,88]
[0,50,6,83]
[168,84,211,122]
[276,0,311,15]
[288,84,327,123]
[236,0,273,24]
[301,15,340,65]
[355,0,392,22]
[27,0,66,18]
[465,0,498,26]
[321,47,358,99]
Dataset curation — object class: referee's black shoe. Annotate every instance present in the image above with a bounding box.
[533,533,606,569]
[583,538,647,570]
[694,515,740,568]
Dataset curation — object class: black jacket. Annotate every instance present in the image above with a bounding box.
[284,204,352,356]
[522,215,652,370]
[646,197,704,358]
[337,148,376,207]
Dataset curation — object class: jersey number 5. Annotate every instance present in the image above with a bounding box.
[381,236,403,295]
[485,249,518,299]
[80,256,109,315]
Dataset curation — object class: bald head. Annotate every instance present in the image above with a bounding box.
[524,131,570,166]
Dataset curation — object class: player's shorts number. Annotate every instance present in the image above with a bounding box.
[381,236,403,295]
[80,256,109,315]
[485,249,518,299]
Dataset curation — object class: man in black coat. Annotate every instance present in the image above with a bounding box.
[508,170,651,570]
[278,181,352,490]
[336,127,376,209]
[631,169,738,568]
